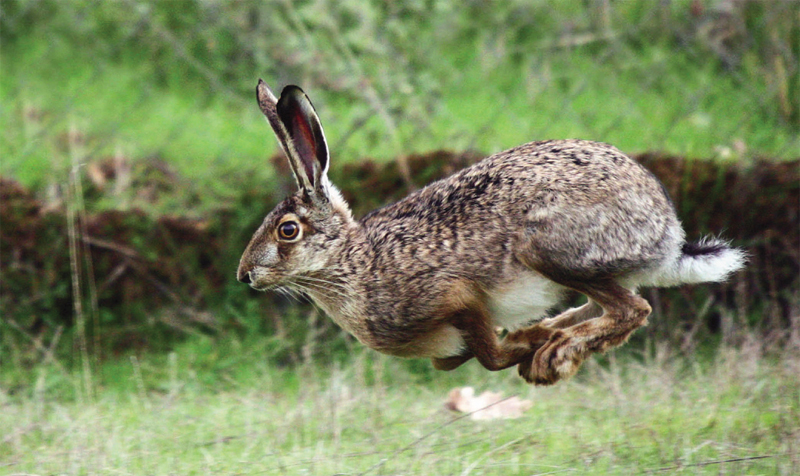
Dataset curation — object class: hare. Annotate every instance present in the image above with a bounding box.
[238,80,746,385]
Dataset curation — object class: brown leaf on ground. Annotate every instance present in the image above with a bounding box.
[444,387,533,420]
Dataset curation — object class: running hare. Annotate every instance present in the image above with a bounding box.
[238,80,745,385]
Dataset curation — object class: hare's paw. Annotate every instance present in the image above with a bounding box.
[503,324,555,352]
[518,330,586,385]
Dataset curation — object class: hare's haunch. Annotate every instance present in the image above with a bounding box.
[238,81,745,385]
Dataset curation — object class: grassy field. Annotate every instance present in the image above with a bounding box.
[2,338,799,475]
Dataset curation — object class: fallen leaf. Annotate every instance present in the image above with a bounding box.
[445,387,533,420]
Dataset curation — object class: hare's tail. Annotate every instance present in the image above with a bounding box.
[638,237,747,288]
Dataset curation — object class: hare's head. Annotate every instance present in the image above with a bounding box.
[237,81,353,290]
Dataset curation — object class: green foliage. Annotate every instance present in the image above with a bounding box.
[1,0,797,193]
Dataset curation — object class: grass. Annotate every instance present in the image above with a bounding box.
[2,336,799,475]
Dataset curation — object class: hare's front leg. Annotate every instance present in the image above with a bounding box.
[518,280,651,385]
[432,321,555,371]
[431,352,474,371]
[440,299,555,372]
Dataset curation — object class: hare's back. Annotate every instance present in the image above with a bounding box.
[488,140,683,279]
[361,139,682,286]
[473,139,665,201]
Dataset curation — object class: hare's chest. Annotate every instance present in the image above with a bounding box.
[489,273,565,330]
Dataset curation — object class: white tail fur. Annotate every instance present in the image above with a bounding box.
[638,238,746,288]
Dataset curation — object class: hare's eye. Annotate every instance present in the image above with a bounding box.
[278,221,301,241]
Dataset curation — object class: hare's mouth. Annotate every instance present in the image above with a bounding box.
[243,268,284,291]
[251,283,277,292]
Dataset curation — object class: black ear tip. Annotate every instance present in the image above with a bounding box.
[280,85,306,100]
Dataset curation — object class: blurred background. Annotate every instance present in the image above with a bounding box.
[2,0,799,473]
[2,0,798,367]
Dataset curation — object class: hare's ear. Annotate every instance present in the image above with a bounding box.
[275,85,330,196]
[256,80,329,194]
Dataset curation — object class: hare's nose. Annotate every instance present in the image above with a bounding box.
[237,268,252,284]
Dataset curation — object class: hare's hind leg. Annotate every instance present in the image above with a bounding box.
[499,300,601,376]
[518,280,651,385]
[432,300,601,372]
[539,300,603,329]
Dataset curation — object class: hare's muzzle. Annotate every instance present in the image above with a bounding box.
[237,266,252,284]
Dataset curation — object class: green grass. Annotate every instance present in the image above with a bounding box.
[2,338,799,475]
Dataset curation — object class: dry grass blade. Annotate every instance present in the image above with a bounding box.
[66,163,94,403]
[644,453,786,473]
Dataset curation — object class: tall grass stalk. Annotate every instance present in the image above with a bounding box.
[66,122,95,403]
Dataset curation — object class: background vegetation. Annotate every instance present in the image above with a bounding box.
[1,0,798,473]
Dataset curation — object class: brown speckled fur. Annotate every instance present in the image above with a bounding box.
[238,81,745,385]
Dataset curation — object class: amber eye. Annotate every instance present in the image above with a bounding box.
[278,221,300,241]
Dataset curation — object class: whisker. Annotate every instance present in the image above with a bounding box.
[296,275,354,295]
[276,285,303,302]
[291,280,339,301]
[292,278,349,305]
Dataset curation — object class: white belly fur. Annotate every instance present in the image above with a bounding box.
[489,272,566,330]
